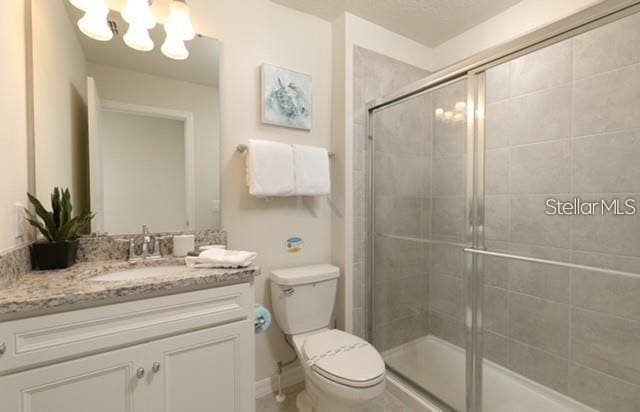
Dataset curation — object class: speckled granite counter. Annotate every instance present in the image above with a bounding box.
[0,258,259,319]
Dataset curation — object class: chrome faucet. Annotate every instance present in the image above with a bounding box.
[128,225,162,262]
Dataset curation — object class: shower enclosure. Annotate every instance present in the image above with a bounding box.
[365,2,640,411]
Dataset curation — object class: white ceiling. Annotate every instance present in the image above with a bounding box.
[66,2,219,87]
[270,0,524,47]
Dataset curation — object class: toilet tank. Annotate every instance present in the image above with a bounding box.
[270,264,340,335]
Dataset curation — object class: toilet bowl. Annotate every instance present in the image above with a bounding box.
[270,264,386,412]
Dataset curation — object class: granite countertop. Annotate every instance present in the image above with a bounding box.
[0,258,260,318]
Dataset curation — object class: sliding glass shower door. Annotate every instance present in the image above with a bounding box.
[368,5,640,412]
[370,78,471,411]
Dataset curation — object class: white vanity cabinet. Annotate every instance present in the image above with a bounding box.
[0,283,255,412]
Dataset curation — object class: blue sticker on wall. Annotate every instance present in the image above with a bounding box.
[285,237,304,254]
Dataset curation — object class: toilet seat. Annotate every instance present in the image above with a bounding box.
[302,329,385,388]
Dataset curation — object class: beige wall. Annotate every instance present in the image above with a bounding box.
[32,0,88,211]
[88,63,220,230]
[0,0,29,252]
[434,0,601,68]
[186,0,333,382]
[101,112,186,234]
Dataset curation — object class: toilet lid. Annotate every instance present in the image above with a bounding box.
[303,329,385,388]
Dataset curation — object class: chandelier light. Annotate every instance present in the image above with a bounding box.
[75,0,113,42]
[122,0,157,51]
[161,0,196,60]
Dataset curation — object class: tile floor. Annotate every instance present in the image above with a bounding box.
[255,382,412,411]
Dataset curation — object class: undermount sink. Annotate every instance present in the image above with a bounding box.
[91,265,187,282]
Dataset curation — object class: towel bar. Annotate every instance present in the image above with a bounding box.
[236,144,335,158]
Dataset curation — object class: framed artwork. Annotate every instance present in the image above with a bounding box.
[261,64,312,130]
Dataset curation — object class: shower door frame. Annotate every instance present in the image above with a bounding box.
[365,1,640,411]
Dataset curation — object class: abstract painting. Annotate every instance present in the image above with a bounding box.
[261,64,312,130]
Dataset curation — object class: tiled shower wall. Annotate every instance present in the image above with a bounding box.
[352,46,429,339]
[427,12,640,412]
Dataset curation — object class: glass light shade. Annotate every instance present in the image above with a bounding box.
[121,0,156,29]
[165,1,196,40]
[77,0,113,42]
[454,101,466,111]
[435,108,444,119]
[69,0,87,11]
[453,112,465,122]
[444,111,454,120]
[161,33,189,60]
[124,23,154,51]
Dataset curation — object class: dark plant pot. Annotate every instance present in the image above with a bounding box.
[30,240,79,270]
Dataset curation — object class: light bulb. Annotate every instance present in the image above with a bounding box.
[165,0,196,41]
[121,0,156,29]
[77,0,112,42]
[444,111,454,121]
[124,23,154,51]
[454,101,466,112]
[69,0,87,11]
[161,32,189,60]
[435,108,444,119]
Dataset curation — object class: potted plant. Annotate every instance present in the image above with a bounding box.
[25,187,94,270]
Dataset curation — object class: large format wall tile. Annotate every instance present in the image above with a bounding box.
[484,286,509,335]
[374,151,430,196]
[509,141,571,194]
[375,195,430,237]
[375,274,429,324]
[484,331,509,367]
[375,93,432,157]
[485,100,511,149]
[510,195,571,248]
[504,84,572,145]
[429,311,465,348]
[573,64,640,136]
[432,196,466,239]
[485,195,509,241]
[508,243,571,303]
[571,308,640,385]
[509,39,573,97]
[573,12,640,80]
[569,364,640,412]
[571,130,640,193]
[508,340,569,394]
[509,292,569,356]
[432,155,465,196]
[429,274,464,320]
[485,148,509,194]
[486,63,510,104]
[431,243,465,278]
[571,195,640,256]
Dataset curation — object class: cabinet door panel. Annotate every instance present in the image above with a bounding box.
[0,345,146,412]
[147,321,254,412]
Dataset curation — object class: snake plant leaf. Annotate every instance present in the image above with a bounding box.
[25,210,54,242]
[27,192,58,240]
[51,187,61,230]
[61,188,72,226]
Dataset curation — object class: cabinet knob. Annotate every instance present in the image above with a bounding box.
[0,342,5,356]
[136,367,145,379]
[152,361,161,373]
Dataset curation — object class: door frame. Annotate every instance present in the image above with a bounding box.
[95,99,196,232]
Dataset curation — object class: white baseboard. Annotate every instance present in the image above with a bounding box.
[255,366,305,399]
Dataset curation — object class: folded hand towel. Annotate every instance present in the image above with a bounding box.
[293,144,331,196]
[185,248,257,268]
[246,139,295,197]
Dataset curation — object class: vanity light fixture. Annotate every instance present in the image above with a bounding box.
[161,0,196,60]
[73,0,113,41]
[122,0,157,51]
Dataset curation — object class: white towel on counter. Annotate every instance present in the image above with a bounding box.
[185,247,257,268]
[293,144,331,196]
[246,139,295,197]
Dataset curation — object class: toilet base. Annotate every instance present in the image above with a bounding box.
[296,390,313,412]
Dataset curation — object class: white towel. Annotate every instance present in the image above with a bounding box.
[246,139,295,197]
[293,144,331,196]
[185,248,257,268]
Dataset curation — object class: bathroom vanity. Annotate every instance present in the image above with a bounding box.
[0,261,259,412]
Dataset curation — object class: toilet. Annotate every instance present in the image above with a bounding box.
[270,264,385,412]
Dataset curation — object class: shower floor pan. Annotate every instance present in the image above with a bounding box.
[384,336,596,412]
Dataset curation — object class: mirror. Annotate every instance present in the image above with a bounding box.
[31,0,220,235]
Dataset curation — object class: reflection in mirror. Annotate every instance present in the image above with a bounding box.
[31,0,220,235]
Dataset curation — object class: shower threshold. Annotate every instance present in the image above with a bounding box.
[383,335,596,412]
